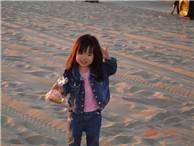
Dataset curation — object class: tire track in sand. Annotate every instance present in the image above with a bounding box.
[2,21,193,78]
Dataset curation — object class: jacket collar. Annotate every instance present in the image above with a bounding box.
[71,63,96,81]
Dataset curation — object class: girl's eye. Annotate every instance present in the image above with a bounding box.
[88,54,93,56]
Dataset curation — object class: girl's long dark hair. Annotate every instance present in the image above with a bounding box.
[65,34,104,81]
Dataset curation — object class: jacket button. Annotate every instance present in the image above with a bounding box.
[98,102,101,104]
[95,96,98,99]
[81,105,84,107]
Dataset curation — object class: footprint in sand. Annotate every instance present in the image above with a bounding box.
[110,135,133,145]
[1,115,16,127]
[8,139,22,144]
[24,135,57,145]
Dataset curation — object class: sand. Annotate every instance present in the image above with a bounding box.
[1,1,194,146]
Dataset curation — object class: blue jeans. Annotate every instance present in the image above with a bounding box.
[67,110,102,146]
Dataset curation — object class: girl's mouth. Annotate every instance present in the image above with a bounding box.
[80,60,88,65]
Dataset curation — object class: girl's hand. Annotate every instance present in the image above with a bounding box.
[101,47,110,60]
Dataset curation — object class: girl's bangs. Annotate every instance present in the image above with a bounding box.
[78,44,93,54]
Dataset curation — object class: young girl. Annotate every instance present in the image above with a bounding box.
[46,34,117,146]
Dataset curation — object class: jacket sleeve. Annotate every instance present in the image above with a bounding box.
[62,70,70,96]
[103,57,117,76]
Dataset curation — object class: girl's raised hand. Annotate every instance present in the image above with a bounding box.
[101,47,110,60]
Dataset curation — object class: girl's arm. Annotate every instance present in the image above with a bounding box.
[62,70,70,96]
[103,57,117,76]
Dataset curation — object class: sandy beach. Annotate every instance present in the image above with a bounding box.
[1,1,194,146]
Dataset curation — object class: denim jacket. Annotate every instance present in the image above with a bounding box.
[62,57,117,114]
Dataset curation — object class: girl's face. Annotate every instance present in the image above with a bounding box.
[76,48,94,68]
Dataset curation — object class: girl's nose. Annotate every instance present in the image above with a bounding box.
[82,55,88,60]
